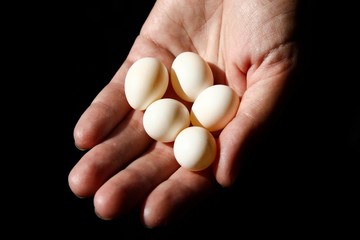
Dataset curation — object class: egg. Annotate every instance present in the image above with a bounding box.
[143,98,190,142]
[190,84,240,132]
[124,57,169,110]
[170,52,213,102]
[173,126,217,171]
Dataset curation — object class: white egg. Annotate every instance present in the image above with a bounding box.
[170,52,213,102]
[143,98,190,142]
[173,126,217,171]
[190,84,240,132]
[124,57,169,110]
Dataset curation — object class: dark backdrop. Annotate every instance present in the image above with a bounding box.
[20,0,356,238]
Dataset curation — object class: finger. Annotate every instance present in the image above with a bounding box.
[141,167,218,228]
[93,141,180,220]
[68,109,153,197]
[214,44,298,187]
[73,61,133,150]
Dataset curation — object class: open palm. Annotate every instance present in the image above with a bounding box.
[69,0,299,228]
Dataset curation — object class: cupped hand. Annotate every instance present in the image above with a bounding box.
[68,0,299,228]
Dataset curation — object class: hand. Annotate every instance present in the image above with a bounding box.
[68,0,300,228]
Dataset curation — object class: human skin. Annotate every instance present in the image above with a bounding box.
[69,0,299,228]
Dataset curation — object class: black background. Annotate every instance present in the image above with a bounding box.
[11,0,358,238]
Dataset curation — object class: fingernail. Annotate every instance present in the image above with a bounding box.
[74,143,86,151]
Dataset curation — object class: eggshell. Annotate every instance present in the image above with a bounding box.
[170,52,213,102]
[190,84,240,132]
[143,98,190,142]
[124,57,169,110]
[173,126,216,171]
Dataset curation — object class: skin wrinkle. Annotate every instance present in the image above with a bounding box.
[98,112,152,170]
[117,168,152,191]
[127,37,175,72]
[91,92,121,120]
[206,6,223,64]
[242,62,293,130]
[145,1,197,55]
[216,123,244,180]
[198,1,223,62]
[179,21,197,55]
[154,0,224,61]
[236,1,296,73]
[246,41,297,90]
[133,143,178,177]
[137,10,179,61]
[251,43,298,88]
[261,11,296,45]
[220,3,249,92]
[126,37,160,64]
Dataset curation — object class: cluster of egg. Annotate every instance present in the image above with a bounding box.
[124,52,240,171]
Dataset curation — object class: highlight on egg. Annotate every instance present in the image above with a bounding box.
[173,126,217,171]
[170,51,214,102]
[190,84,240,132]
[124,57,169,110]
[143,98,190,142]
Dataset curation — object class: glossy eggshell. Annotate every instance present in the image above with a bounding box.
[173,126,216,171]
[170,52,213,102]
[124,57,169,110]
[190,84,240,132]
[143,98,190,142]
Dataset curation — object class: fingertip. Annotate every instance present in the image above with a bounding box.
[141,205,168,229]
[68,165,99,198]
[141,206,156,229]
[74,142,87,151]
[213,160,240,188]
[73,126,93,150]
[93,192,117,221]
[94,208,113,221]
[67,169,85,198]
[141,192,174,229]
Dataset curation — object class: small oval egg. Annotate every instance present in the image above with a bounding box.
[143,98,190,142]
[170,52,213,102]
[124,57,169,110]
[173,126,217,171]
[190,84,240,132]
